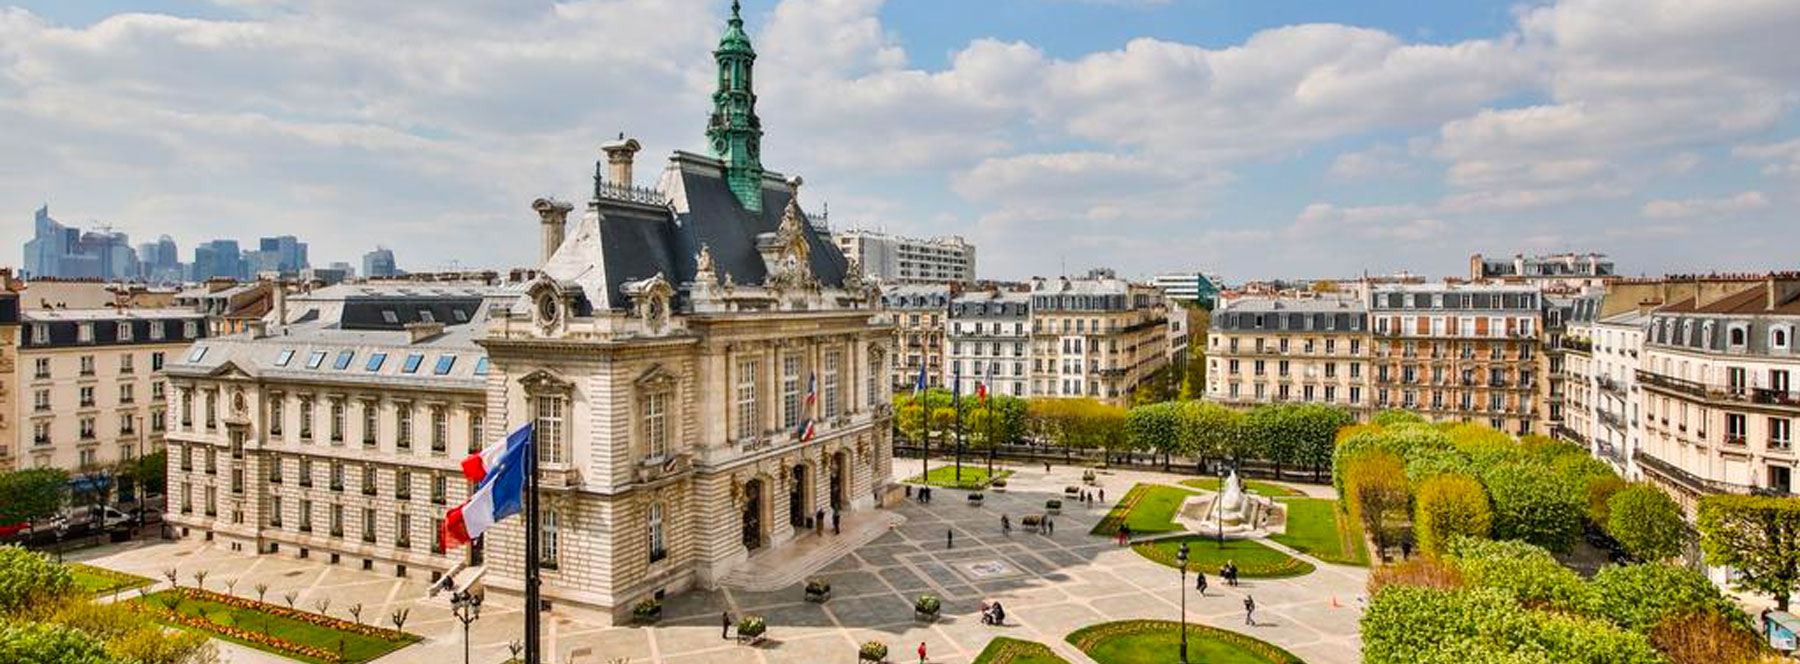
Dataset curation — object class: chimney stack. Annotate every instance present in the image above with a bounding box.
[271,280,288,325]
[601,135,643,187]
[532,198,574,264]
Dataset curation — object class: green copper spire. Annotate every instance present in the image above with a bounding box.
[708,0,764,213]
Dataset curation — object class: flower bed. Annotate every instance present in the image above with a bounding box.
[133,589,418,664]
[972,637,1071,664]
[1067,620,1306,664]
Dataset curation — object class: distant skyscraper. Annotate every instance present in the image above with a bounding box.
[192,239,244,281]
[137,235,183,283]
[22,205,139,280]
[362,247,397,279]
[248,235,309,275]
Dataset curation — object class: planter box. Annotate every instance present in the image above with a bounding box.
[633,609,662,624]
[805,590,831,603]
[914,610,939,623]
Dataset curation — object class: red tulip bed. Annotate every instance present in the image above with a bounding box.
[133,588,419,664]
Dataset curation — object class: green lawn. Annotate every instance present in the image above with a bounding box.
[1132,536,1316,578]
[972,637,1070,664]
[1180,477,1307,497]
[1068,621,1306,664]
[68,563,154,595]
[1268,498,1367,566]
[907,465,1012,490]
[136,590,418,664]
[1091,484,1197,536]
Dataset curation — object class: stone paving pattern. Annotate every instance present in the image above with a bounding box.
[77,462,1367,664]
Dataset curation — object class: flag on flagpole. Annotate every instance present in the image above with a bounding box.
[458,424,534,486]
[443,423,534,549]
[795,372,819,441]
[912,358,928,397]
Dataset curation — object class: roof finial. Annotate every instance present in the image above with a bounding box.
[731,0,742,23]
[593,159,604,199]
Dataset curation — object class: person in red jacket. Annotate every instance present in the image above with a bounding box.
[917,641,928,663]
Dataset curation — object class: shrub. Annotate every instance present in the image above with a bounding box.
[804,579,831,597]
[0,546,78,618]
[1413,473,1492,556]
[1605,485,1686,561]
[1697,495,1800,611]
[1646,610,1767,664]
[632,598,661,618]
[0,620,115,664]
[735,615,765,638]
[1589,563,1740,632]
[1362,585,1662,664]
[1404,445,1473,484]
[1585,475,1627,527]
[1444,537,1590,613]
[1481,460,1585,552]
[1368,557,1463,594]
[913,594,940,615]
[859,640,889,661]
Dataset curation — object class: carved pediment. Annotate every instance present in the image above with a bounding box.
[206,360,256,381]
[633,363,679,391]
[519,369,574,396]
[621,272,674,332]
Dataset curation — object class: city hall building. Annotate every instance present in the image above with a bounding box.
[166,4,896,623]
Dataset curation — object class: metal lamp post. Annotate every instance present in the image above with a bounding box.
[54,522,69,563]
[1176,541,1190,664]
[450,589,482,664]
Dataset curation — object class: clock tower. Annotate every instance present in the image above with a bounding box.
[707,0,765,213]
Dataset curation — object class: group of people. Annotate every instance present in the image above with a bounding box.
[811,508,843,536]
[1219,560,1242,586]
[908,485,936,503]
[979,600,1007,626]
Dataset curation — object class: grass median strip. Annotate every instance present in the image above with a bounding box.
[1091,483,1197,536]
[971,637,1071,664]
[907,465,1012,490]
[134,588,418,664]
[1268,498,1368,566]
[69,563,154,596]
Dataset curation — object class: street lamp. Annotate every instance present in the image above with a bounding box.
[54,521,69,563]
[450,589,483,664]
[1176,541,1190,664]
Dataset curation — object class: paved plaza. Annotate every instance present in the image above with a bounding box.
[76,462,1368,664]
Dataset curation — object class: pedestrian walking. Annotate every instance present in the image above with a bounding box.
[1195,571,1208,596]
[1099,487,1106,503]
[1001,514,1011,534]
[1047,517,1055,536]
[815,508,825,535]
[947,528,954,549]
[918,641,928,664]
[721,611,733,640]
[832,510,841,535]
[1044,461,1051,473]
[1118,524,1131,546]
[1244,596,1257,626]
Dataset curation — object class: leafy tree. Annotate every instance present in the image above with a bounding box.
[0,468,70,528]
[1481,460,1585,553]
[895,403,927,448]
[1404,444,1473,485]
[1696,494,1800,611]
[1414,474,1492,556]
[1181,401,1245,465]
[1445,537,1591,613]
[0,546,78,617]
[0,620,115,664]
[1362,585,1663,664]
[133,451,168,497]
[1346,451,1411,557]
[1126,402,1183,470]
[1288,403,1353,480]
[1584,475,1627,527]
[1605,485,1686,561]
[928,407,958,441]
[1588,563,1740,632]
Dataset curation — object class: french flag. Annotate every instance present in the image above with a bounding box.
[443,423,534,550]
[460,424,533,486]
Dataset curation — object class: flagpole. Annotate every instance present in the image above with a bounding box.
[917,341,928,483]
[524,425,542,664]
[954,364,963,483]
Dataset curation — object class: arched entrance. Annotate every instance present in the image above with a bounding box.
[788,464,810,529]
[742,478,765,551]
[829,450,849,512]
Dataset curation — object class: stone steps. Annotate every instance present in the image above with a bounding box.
[719,510,906,592]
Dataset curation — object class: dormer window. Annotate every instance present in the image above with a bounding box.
[1775,326,1792,351]
[77,323,93,343]
[1728,324,1749,348]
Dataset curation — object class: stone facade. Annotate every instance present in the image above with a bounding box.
[946,290,1029,398]
[1028,273,1170,407]
[1205,296,1372,415]
[881,284,950,393]
[1368,283,1544,435]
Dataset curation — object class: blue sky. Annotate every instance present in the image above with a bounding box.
[2,0,1796,281]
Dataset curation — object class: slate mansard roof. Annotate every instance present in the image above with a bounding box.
[1211,297,1368,333]
[543,152,851,313]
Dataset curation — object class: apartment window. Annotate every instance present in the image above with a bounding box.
[270,496,283,528]
[736,359,759,440]
[299,400,313,440]
[205,392,218,429]
[1729,367,1748,394]
[330,460,345,491]
[1770,418,1791,451]
[823,351,842,418]
[299,458,313,487]
[432,517,446,555]
[299,499,313,532]
[79,355,95,376]
[431,474,446,505]
[33,389,49,412]
[363,508,377,543]
[648,502,667,564]
[330,401,345,442]
[270,399,284,437]
[396,406,413,449]
[396,470,411,500]
[205,486,216,516]
[644,392,669,460]
[468,410,485,454]
[268,456,283,483]
[431,407,448,453]
[1727,413,1748,446]
[183,321,198,338]
[330,504,344,538]
[120,354,135,374]
[180,444,192,470]
[151,352,165,371]
[363,402,379,446]
[78,323,94,343]
[80,448,97,467]
[534,395,566,466]
[80,416,96,439]
[231,468,244,495]
[781,355,801,429]
[30,324,48,344]
[33,357,49,379]
[362,465,378,496]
